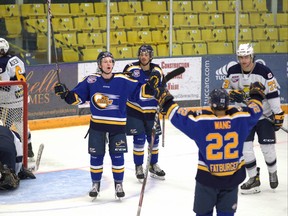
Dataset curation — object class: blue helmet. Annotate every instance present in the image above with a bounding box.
[97,51,115,66]
[209,88,229,111]
[138,44,154,59]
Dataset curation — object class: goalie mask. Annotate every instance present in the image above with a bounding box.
[209,88,229,111]
[0,38,9,56]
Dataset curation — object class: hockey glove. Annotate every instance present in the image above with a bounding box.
[249,81,265,101]
[229,90,246,103]
[154,86,174,111]
[54,83,69,99]
[147,69,162,90]
[18,166,36,180]
[273,111,285,131]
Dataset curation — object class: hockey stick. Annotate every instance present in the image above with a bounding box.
[162,114,165,147]
[136,67,185,216]
[47,0,61,83]
[35,144,44,171]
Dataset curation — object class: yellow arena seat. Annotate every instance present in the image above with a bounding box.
[74,16,100,32]
[54,32,78,49]
[23,18,47,34]
[117,46,133,59]
[252,27,278,41]
[151,30,176,44]
[218,0,242,12]
[70,3,95,16]
[94,2,118,16]
[127,30,153,46]
[0,4,20,17]
[182,43,208,55]
[50,3,70,17]
[201,28,227,42]
[168,1,192,14]
[176,29,202,43]
[21,4,46,17]
[149,14,170,30]
[260,13,275,27]
[207,42,233,54]
[173,14,199,29]
[4,16,22,38]
[278,27,288,40]
[118,2,142,15]
[99,16,125,31]
[62,48,80,62]
[77,32,103,47]
[142,1,167,14]
[124,15,149,30]
[223,13,250,27]
[157,44,182,57]
[36,34,48,51]
[226,28,252,42]
[104,31,128,46]
[81,47,105,61]
[259,40,273,53]
[272,41,288,53]
[276,13,288,26]
[199,13,224,28]
[52,17,75,32]
[192,0,217,13]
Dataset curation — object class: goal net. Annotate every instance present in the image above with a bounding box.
[0,81,28,167]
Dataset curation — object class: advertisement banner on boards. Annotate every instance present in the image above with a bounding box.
[26,63,78,120]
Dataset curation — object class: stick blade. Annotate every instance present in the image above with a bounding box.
[163,67,185,85]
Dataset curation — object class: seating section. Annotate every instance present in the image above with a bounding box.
[1,1,287,62]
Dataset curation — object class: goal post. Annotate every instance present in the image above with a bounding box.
[0,81,28,168]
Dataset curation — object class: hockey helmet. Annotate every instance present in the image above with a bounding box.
[0,38,9,56]
[138,44,154,59]
[236,43,254,57]
[97,51,115,67]
[209,88,229,111]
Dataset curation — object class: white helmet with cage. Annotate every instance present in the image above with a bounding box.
[0,38,9,56]
[236,43,254,58]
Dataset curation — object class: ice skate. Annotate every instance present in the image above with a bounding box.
[115,182,125,199]
[149,163,165,180]
[241,167,261,194]
[89,182,100,200]
[135,165,145,182]
[269,171,278,190]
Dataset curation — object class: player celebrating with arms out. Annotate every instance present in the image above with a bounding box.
[123,44,166,182]
[54,51,151,200]
[148,76,265,215]
[222,43,285,194]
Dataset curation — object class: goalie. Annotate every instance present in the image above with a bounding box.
[0,123,35,190]
[0,38,35,161]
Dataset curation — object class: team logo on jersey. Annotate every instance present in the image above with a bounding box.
[132,70,141,78]
[231,75,240,83]
[9,58,19,66]
[87,76,97,83]
[92,93,113,109]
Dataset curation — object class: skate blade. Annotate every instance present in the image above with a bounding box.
[150,173,165,180]
[241,187,261,195]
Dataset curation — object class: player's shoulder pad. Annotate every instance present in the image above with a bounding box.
[253,62,274,80]
[114,73,138,82]
[123,62,140,72]
[226,64,241,76]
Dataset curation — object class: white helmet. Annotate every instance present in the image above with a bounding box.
[236,43,254,57]
[0,38,9,55]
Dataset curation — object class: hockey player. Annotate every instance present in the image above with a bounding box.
[222,43,285,194]
[149,78,265,216]
[0,123,36,190]
[123,44,166,181]
[54,51,150,199]
[0,38,35,161]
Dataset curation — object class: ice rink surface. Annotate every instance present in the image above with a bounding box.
[0,117,287,216]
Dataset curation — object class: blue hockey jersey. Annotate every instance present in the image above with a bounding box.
[67,73,143,133]
[165,100,263,189]
[123,61,164,120]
